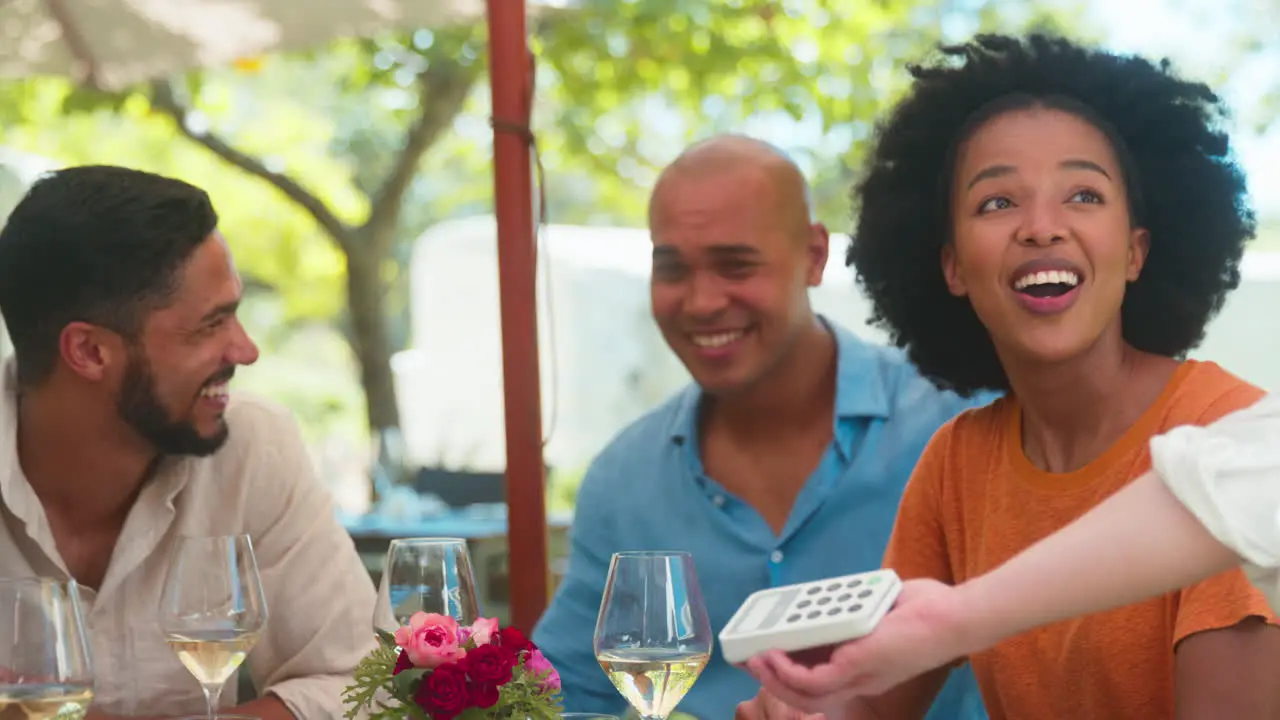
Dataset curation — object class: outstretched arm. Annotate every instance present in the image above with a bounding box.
[745,388,1280,704]
[742,392,1280,705]
[956,391,1280,652]
[741,468,1242,704]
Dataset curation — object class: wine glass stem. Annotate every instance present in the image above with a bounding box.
[202,681,225,720]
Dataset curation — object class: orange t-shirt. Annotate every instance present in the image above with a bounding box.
[883,360,1278,720]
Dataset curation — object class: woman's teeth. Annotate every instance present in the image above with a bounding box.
[1013,270,1080,290]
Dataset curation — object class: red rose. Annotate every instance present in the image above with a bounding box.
[497,626,534,655]
[393,649,413,676]
[493,640,520,670]
[461,643,515,687]
[414,663,470,720]
[468,679,500,709]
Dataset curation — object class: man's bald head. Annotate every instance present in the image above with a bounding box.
[650,135,814,239]
[647,134,831,396]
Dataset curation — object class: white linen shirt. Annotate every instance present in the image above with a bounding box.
[0,360,377,718]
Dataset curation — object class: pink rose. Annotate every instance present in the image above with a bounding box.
[524,648,561,692]
[394,612,465,669]
[468,617,499,646]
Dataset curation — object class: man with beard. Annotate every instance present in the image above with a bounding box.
[0,166,375,719]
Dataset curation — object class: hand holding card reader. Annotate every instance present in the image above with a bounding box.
[718,569,903,666]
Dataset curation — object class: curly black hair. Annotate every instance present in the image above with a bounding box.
[848,33,1255,396]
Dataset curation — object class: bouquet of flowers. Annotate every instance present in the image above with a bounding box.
[343,613,563,720]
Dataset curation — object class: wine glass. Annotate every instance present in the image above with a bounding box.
[0,578,95,718]
[159,535,268,720]
[593,551,713,720]
[373,537,480,643]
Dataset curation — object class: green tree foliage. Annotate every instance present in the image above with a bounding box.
[531,0,1087,227]
[0,75,358,317]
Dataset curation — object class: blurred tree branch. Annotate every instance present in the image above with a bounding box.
[145,28,484,431]
[149,79,355,247]
[365,57,480,249]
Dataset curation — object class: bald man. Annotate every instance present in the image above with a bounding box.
[532,135,994,720]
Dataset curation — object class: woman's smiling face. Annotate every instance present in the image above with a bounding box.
[943,106,1150,366]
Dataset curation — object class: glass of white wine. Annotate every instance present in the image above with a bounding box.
[0,578,94,719]
[373,537,480,644]
[159,535,268,720]
[593,551,712,720]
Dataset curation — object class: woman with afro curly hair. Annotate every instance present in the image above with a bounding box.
[739,33,1280,720]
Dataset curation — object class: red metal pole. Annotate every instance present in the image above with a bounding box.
[485,0,549,632]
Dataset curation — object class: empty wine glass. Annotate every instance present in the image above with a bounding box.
[593,551,713,720]
[373,537,480,643]
[159,535,268,720]
[0,578,95,718]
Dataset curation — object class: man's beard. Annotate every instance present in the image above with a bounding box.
[117,351,230,457]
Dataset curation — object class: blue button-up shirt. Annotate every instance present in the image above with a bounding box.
[534,321,995,719]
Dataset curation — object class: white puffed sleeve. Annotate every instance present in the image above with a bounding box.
[1150,394,1280,611]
